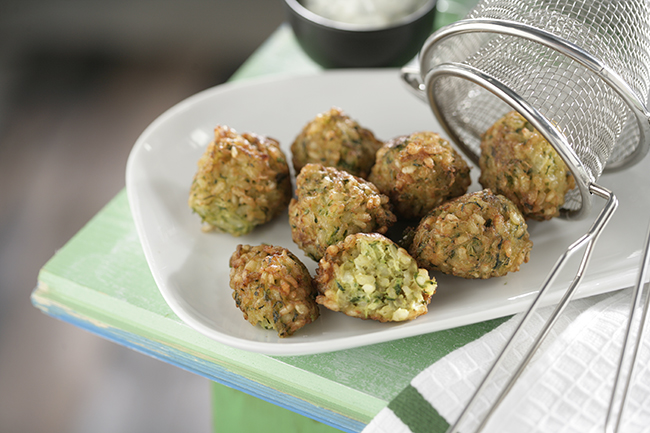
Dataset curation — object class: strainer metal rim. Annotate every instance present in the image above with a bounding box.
[424,62,593,220]
[418,18,650,171]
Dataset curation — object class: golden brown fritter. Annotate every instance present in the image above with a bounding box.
[369,131,472,220]
[315,233,437,322]
[479,111,575,221]
[290,107,384,178]
[229,244,319,337]
[188,125,292,236]
[288,163,397,261]
[410,189,533,279]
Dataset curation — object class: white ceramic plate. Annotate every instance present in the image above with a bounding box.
[126,69,650,356]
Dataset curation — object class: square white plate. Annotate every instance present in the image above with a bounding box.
[126,69,649,356]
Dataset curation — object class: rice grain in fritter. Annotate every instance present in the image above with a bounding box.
[316,233,437,322]
[369,131,471,220]
[290,107,384,179]
[410,189,533,279]
[289,163,396,261]
[229,244,319,337]
[479,111,575,221]
[188,125,292,236]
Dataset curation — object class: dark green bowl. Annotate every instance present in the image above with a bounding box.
[284,0,437,68]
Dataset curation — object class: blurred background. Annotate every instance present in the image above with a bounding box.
[0,1,284,432]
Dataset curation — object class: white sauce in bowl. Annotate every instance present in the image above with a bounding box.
[302,0,430,27]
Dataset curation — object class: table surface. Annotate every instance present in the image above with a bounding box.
[31,20,512,433]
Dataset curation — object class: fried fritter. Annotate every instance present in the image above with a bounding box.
[188,125,292,236]
[315,233,437,322]
[479,111,575,221]
[229,244,319,337]
[290,107,383,178]
[369,131,471,220]
[410,189,533,279]
[289,163,397,261]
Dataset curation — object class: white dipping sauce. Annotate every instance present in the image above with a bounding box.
[302,0,429,27]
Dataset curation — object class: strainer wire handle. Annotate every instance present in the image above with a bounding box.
[605,216,650,433]
[446,184,618,433]
[400,65,428,103]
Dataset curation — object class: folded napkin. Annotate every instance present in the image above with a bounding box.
[363,288,650,433]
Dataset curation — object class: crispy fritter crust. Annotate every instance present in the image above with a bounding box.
[410,189,533,279]
[315,233,436,322]
[369,131,471,220]
[290,107,384,179]
[479,111,575,221]
[229,244,319,337]
[188,125,292,236]
[289,164,397,261]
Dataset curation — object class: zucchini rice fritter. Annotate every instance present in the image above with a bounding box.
[316,233,437,322]
[188,125,292,236]
[290,107,384,179]
[289,163,397,261]
[479,111,575,221]
[410,189,533,279]
[369,131,472,220]
[229,244,320,337]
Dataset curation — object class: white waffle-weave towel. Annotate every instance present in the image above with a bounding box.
[363,288,650,433]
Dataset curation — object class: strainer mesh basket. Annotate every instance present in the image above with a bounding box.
[420,0,650,214]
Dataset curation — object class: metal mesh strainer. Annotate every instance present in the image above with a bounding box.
[401,0,650,431]
[412,0,650,218]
